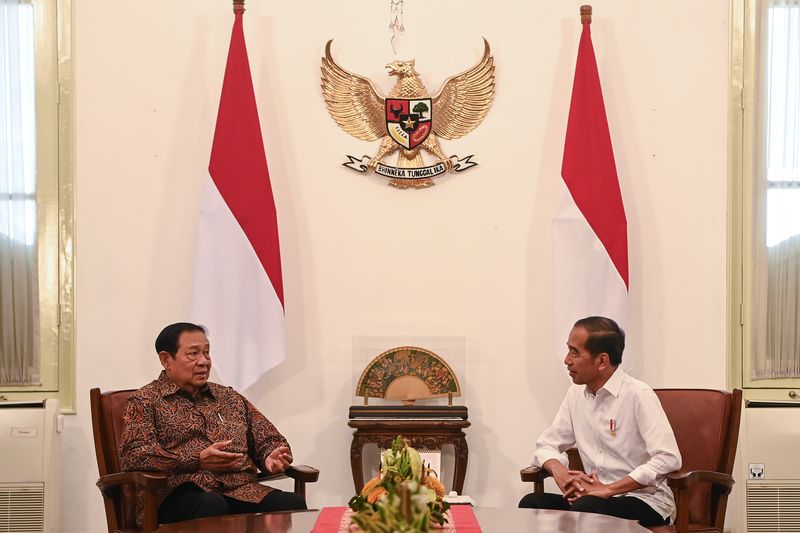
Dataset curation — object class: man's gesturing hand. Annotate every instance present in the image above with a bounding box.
[265,446,293,474]
[199,440,244,472]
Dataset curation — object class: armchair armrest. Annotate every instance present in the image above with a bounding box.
[285,464,320,483]
[520,466,550,493]
[666,470,735,533]
[96,471,168,495]
[96,471,168,533]
[257,464,320,499]
[666,470,734,492]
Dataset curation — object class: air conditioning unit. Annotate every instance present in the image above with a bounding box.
[744,400,800,533]
[0,399,60,533]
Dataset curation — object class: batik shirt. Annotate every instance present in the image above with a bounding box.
[120,371,289,524]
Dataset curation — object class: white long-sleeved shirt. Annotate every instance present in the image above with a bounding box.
[533,369,682,519]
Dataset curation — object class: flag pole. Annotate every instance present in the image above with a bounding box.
[194,0,286,389]
[580,4,592,24]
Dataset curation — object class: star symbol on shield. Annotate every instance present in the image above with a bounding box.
[402,116,416,131]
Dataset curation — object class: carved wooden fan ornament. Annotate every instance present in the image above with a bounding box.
[355,346,461,405]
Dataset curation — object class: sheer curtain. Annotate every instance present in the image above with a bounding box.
[752,0,800,378]
[0,0,40,386]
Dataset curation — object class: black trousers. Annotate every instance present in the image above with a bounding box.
[519,492,670,528]
[158,482,308,524]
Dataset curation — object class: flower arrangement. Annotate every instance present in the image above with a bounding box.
[348,436,449,532]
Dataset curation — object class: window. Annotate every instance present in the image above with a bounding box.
[737,0,800,389]
[0,0,74,410]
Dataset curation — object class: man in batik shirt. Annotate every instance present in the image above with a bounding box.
[120,322,306,525]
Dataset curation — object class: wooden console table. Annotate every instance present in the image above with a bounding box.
[347,418,470,494]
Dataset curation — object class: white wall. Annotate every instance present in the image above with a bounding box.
[62,1,732,531]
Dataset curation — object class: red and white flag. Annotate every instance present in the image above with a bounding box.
[190,7,285,391]
[553,11,632,370]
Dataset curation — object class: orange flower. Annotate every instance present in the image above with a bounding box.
[360,476,381,497]
[366,487,387,504]
[423,474,445,498]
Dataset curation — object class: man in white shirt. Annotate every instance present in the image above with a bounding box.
[519,316,681,527]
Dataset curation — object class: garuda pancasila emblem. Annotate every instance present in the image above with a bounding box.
[321,39,495,188]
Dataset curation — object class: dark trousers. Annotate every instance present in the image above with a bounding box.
[158,483,308,524]
[519,492,670,528]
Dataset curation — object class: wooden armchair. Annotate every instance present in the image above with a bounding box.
[90,388,320,533]
[520,388,742,533]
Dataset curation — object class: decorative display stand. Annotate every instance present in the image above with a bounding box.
[348,417,470,494]
[348,346,470,494]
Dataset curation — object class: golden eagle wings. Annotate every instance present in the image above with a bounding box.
[320,40,386,142]
[431,39,495,140]
[320,39,495,186]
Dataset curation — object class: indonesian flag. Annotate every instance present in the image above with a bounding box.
[189,8,285,391]
[553,12,632,371]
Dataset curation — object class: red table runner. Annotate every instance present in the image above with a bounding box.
[309,507,349,532]
[310,505,482,532]
[449,505,482,533]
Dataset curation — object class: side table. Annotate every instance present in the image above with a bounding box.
[348,418,470,494]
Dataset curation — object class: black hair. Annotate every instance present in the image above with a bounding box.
[155,322,207,357]
[573,316,625,366]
